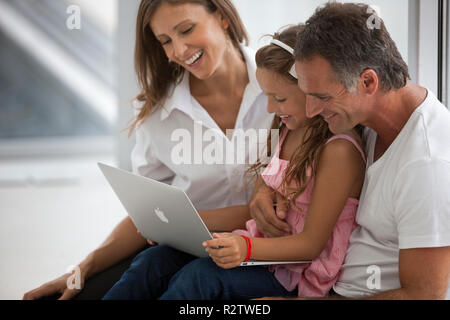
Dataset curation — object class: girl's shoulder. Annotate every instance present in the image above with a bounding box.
[322,133,366,164]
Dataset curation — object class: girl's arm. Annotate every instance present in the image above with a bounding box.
[205,139,365,268]
[199,206,250,232]
[198,174,289,233]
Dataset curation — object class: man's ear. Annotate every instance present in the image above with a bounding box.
[358,69,378,95]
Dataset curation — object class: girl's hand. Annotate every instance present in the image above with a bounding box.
[203,233,247,269]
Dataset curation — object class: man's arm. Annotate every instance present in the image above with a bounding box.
[366,246,450,300]
[258,246,450,300]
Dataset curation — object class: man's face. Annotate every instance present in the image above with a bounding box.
[295,55,366,134]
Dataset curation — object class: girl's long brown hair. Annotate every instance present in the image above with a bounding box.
[129,0,249,135]
[250,24,335,206]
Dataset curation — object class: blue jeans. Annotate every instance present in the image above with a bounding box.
[102,245,195,300]
[102,245,296,300]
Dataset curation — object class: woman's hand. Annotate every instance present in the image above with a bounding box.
[137,229,158,246]
[203,233,247,269]
[23,269,85,300]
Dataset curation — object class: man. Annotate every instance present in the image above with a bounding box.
[251,2,450,299]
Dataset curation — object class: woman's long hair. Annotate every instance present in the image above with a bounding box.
[129,0,249,135]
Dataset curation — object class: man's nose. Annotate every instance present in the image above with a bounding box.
[305,96,324,118]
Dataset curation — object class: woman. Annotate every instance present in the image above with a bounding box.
[23,0,272,300]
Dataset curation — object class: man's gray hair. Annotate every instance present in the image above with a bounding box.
[294,2,410,92]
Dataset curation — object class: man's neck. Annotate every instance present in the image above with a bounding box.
[365,83,427,159]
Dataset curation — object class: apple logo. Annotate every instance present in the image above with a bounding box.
[154,207,169,223]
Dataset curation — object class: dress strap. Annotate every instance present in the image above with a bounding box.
[326,134,367,163]
[274,126,289,157]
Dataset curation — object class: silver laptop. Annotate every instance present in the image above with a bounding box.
[98,163,310,266]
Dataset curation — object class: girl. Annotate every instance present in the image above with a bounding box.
[158,24,367,299]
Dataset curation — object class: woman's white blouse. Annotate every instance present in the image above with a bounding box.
[130,46,273,210]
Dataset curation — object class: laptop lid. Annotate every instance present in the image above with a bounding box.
[98,162,212,258]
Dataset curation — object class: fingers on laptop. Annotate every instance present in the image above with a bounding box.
[137,229,158,246]
[203,233,247,268]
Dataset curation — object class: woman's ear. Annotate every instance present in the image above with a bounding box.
[215,11,229,30]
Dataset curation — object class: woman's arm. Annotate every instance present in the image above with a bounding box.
[81,216,148,278]
[23,216,148,300]
[198,173,292,234]
[199,206,250,232]
[205,139,365,267]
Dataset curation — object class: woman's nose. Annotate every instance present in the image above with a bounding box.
[172,39,187,61]
[266,99,279,114]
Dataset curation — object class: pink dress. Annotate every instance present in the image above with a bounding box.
[234,128,366,297]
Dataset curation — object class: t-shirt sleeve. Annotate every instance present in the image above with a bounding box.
[393,158,450,249]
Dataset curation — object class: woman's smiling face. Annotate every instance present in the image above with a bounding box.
[256,68,308,131]
[150,2,230,80]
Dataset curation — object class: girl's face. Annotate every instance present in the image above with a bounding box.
[256,68,308,131]
[150,2,230,80]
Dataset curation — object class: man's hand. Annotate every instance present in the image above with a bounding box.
[249,181,290,237]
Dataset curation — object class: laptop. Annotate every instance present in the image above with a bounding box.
[98,163,311,266]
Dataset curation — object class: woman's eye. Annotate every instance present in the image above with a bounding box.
[181,25,194,34]
[159,38,171,46]
[274,97,287,103]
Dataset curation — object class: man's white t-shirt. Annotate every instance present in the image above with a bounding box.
[334,89,450,298]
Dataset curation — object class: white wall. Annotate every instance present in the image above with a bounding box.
[418,0,439,96]
[233,0,410,63]
[117,0,140,170]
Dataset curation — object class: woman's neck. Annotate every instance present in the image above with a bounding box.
[190,45,248,98]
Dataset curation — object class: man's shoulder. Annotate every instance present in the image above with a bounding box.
[368,91,450,180]
[412,92,450,161]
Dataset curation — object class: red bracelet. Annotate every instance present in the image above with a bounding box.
[241,235,252,262]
